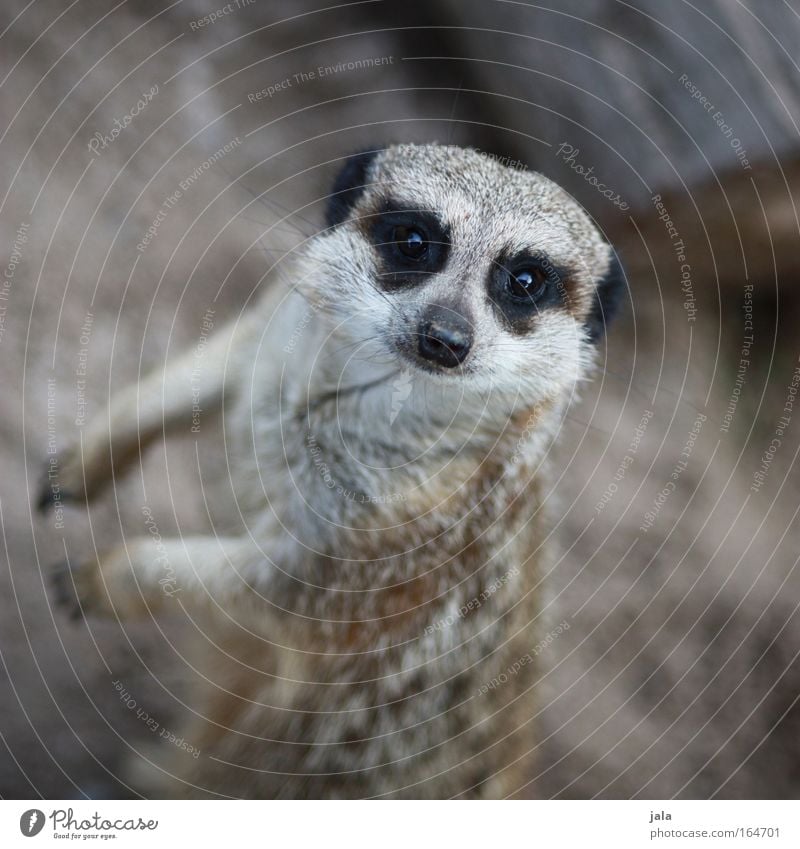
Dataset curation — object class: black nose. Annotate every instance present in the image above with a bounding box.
[417,306,473,368]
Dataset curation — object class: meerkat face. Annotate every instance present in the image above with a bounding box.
[297,143,625,409]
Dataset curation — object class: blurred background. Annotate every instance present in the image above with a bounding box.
[1,0,799,798]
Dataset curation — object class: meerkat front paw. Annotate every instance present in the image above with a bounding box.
[49,547,150,620]
[49,557,106,620]
[36,446,85,512]
[36,442,115,513]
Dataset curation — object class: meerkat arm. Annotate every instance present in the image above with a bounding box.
[39,314,257,509]
[50,534,264,620]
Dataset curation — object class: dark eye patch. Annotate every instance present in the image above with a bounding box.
[370,203,451,290]
[585,250,626,342]
[488,250,572,334]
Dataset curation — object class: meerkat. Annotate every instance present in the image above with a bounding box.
[41,143,624,798]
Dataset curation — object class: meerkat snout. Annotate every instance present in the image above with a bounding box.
[416,303,474,368]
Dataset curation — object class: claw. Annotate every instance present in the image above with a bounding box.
[48,559,87,621]
[37,485,56,514]
[49,560,71,604]
[35,459,78,514]
[36,467,54,513]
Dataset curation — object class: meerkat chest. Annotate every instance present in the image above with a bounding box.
[276,472,544,656]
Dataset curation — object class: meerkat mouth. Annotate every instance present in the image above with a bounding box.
[400,347,473,378]
[303,370,400,413]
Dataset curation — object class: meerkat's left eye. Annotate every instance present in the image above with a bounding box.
[393,225,428,260]
[505,266,548,301]
[490,252,570,332]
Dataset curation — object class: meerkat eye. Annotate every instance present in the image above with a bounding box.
[489,252,570,332]
[372,205,450,288]
[506,266,548,301]
[393,225,428,260]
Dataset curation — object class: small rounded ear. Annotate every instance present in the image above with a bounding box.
[325,149,379,228]
[585,248,627,342]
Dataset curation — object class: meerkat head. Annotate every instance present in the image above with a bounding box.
[293,143,625,421]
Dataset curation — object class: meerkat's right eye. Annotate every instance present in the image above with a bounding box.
[506,267,548,301]
[393,225,428,260]
[371,205,451,288]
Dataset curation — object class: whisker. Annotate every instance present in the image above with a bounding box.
[215,159,318,239]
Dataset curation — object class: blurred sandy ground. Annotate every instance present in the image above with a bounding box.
[1,0,799,797]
